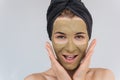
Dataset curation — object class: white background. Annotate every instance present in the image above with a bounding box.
[0,0,120,80]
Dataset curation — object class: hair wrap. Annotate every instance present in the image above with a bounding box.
[47,0,93,40]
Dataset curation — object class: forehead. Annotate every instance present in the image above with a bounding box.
[53,17,87,33]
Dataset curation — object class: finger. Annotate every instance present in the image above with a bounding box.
[81,51,93,66]
[73,39,96,79]
[81,39,96,65]
[45,42,63,66]
[46,43,71,80]
[45,42,58,64]
[86,39,96,56]
[80,39,96,64]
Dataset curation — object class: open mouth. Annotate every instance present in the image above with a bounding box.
[62,55,78,63]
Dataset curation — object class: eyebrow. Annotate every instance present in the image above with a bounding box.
[54,32,65,35]
[75,32,86,35]
[54,32,86,35]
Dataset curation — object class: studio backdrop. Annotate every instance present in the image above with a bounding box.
[0,0,120,80]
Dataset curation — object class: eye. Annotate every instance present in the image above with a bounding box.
[56,35,66,39]
[75,35,84,40]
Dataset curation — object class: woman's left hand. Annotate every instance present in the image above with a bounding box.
[73,39,96,80]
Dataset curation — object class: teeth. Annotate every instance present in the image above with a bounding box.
[64,55,76,60]
[67,55,74,58]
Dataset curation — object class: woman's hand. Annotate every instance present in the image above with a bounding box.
[46,42,72,80]
[45,39,96,80]
[73,39,96,80]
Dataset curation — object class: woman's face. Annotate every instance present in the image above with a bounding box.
[51,16,89,70]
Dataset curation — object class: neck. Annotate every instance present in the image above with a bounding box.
[66,68,77,78]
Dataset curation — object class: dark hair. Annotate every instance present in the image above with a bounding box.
[59,9,75,18]
[47,0,93,40]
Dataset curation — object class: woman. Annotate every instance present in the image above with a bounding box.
[25,0,115,80]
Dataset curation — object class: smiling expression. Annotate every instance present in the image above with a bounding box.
[51,16,89,70]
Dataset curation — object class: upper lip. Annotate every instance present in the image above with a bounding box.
[63,55,78,57]
[62,53,78,56]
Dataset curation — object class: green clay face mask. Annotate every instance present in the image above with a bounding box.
[51,16,89,70]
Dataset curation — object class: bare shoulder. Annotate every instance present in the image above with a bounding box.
[24,73,46,80]
[24,69,56,80]
[90,68,115,80]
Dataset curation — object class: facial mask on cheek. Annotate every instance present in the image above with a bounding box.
[77,43,88,60]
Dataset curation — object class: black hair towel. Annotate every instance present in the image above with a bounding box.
[47,0,93,40]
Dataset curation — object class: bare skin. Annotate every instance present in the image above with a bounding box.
[24,40,115,80]
[24,17,115,80]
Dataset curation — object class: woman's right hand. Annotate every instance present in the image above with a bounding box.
[45,42,72,80]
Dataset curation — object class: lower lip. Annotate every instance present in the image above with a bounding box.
[62,56,78,63]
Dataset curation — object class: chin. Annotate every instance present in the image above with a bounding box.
[62,63,80,71]
[65,67,77,71]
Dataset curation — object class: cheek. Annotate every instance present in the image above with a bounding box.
[52,43,65,54]
[78,43,88,53]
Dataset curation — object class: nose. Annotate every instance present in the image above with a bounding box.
[64,39,77,53]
